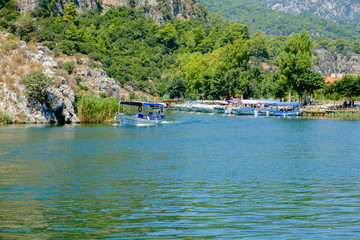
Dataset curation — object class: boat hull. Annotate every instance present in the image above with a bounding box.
[234,107,258,115]
[116,114,164,126]
[266,109,301,117]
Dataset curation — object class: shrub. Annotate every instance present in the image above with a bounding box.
[63,61,75,74]
[42,42,56,50]
[74,75,82,84]
[129,91,135,100]
[88,52,99,61]
[22,71,54,102]
[0,112,14,124]
[74,94,119,123]
[78,83,89,91]
[75,53,82,64]
[0,40,17,52]
[99,92,107,98]
[53,46,61,57]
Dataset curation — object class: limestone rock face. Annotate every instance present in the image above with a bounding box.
[15,0,206,24]
[313,49,360,76]
[264,0,360,23]
[0,34,80,123]
[76,67,123,98]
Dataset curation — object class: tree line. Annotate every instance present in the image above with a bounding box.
[0,0,359,104]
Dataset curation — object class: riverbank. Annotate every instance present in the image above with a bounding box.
[302,108,360,120]
[2,100,360,125]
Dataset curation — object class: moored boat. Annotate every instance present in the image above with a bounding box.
[115,101,165,126]
[265,102,301,116]
[233,100,277,115]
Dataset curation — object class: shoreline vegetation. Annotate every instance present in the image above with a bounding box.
[0,112,14,124]
[301,108,360,120]
[2,97,360,125]
[74,95,120,123]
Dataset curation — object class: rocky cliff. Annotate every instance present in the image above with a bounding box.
[264,0,360,24]
[0,32,126,123]
[314,48,360,76]
[15,0,206,24]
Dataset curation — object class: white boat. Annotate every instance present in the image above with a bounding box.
[233,100,277,115]
[192,100,229,113]
[115,101,165,126]
[175,101,197,111]
[265,102,301,116]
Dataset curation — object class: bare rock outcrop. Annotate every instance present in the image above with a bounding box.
[15,0,206,24]
[76,66,123,98]
[0,33,80,123]
[313,48,360,76]
[264,0,360,23]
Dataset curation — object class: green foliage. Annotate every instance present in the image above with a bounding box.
[78,83,89,91]
[74,75,82,84]
[276,30,314,100]
[166,73,188,99]
[43,42,56,50]
[201,0,360,41]
[9,15,35,41]
[22,71,54,102]
[99,92,107,98]
[0,0,20,30]
[129,91,135,100]
[63,61,75,74]
[248,31,269,59]
[63,3,77,22]
[74,94,119,123]
[0,112,14,124]
[295,71,325,104]
[8,2,353,102]
[334,75,360,104]
[157,23,177,48]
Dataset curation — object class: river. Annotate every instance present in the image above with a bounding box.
[1,113,360,239]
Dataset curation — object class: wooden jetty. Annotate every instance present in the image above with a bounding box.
[302,108,360,118]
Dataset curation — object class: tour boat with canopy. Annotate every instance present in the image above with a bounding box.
[232,99,277,115]
[264,102,301,116]
[115,101,165,126]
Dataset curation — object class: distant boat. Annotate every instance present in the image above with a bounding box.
[233,100,277,115]
[265,102,301,117]
[175,100,198,111]
[162,99,183,111]
[115,101,165,126]
[190,100,227,113]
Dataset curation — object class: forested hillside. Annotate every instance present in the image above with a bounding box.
[200,0,360,40]
[1,0,359,115]
[264,0,360,25]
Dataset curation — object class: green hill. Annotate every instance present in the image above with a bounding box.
[200,0,360,40]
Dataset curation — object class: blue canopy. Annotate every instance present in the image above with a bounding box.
[273,102,300,107]
[120,101,164,107]
[143,102,165,107]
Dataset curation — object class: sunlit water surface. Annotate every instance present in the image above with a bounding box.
[1,113,360,239]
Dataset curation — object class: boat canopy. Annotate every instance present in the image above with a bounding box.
[240,99,277,105]
[162,99,183,102]
[120,101,165,107]
[273,102,300,107]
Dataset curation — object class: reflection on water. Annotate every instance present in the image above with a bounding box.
[1,114,360,239]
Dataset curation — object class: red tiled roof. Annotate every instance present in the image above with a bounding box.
[325,77,341,84]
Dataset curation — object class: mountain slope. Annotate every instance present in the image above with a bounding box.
[14,0,207,24]
[200,0,360,40]
[264,0,360,25]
